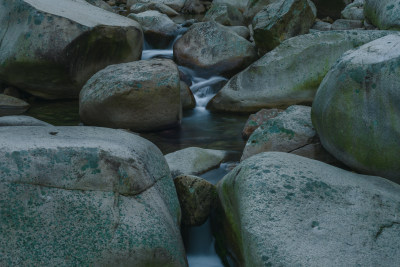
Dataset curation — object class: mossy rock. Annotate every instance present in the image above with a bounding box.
[312,34,400,181]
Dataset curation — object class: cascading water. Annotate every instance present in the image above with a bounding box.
[141,25,231,267]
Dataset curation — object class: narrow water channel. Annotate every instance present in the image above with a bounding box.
[27,21,248,267]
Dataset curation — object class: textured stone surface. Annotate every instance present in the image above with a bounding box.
[0,0,143,99]
[242,106,315,160]
[331,19,363,30]
[365,0,400,30]
[217,152,400,266]
[165,147,227,177]
[252,0,316,53]
[311,21,332,31]
[208,30,398,113]
[128,10,179,48]
[173,21,257,76]
[0,94,29,116]
[203,3,245,26]
[80,59,181,132]
[341,0,365,20]
[242,108,281,140]
[0,126,186,266]
[0,115,51,126]
[127,0,186,11]
[174,175,217,226]
[312,34,400,182]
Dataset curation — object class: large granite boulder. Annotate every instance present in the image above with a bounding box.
[173,21,257,76]
[217,152,400,266]
[252,0,316,53]
[80,59,181,132]
[312,34,400,182]
[0,0,143,99]
[208,30,397,113]
[128,10,179,48]
[0,126,186,266]
[364,0,400,30]
[165,147,227,178]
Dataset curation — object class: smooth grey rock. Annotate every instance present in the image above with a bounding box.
[0,126,186,266]
[208,30,398,113]
[331,19,364,30]
[80,59,181,132]
[0,94,29,116]
[128,10,179,48]
[312,34,400,182]
[252,0,316,53]
[341,0,365,20]
[203,3,245,26]
[365,0,400,30]
[129,2,179,16]
[127,0,186,11]
[217,152,400,266]
[0,0,143,99]
[173,21,257,76]
[174,175,217,226]
[242,106,315,161]
[0,115,52,126]
[311,21,332,31]
[165,147,227,177]
[180,81,196,110]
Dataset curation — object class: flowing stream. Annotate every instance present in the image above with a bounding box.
[141,28,233,267]
[27,22,249,267]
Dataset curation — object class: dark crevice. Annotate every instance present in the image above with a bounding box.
[374,222,400,240]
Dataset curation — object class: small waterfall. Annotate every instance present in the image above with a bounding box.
[141,24,236,267]
[141,26,187,60]
[185,163,232,267]
[178,66,227,111]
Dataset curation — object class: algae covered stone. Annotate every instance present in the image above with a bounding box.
[0,126,186,266]
[208,30,398,113]
[242,105,315,160]
[79,59,181,132]
[0,0,143,99]
[174,175,217,226]
[312,34,400,182]
[252,0,316,53]
[217,152,400,266]
[364,0,400,30]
